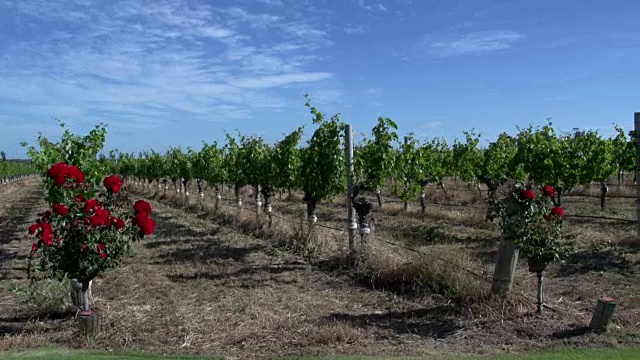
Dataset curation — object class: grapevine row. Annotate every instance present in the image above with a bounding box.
[0,156,37,184]
[20,103,638,217]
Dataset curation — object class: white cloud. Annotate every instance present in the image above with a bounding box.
[364,87,382,95]
[220,7,281,27]
[369,4,388,12]
[361,87,384,107]
[256,0,284,5]
[358,0,388,12]
[229,72,333,89]
[426,30,524,57]
[306,88,343,106]
[548,95,577,101]
[0,0,334,130]
[344,24,368,34]
[199,25,236,38]
[282,22,332,48]
[422,121,443,129]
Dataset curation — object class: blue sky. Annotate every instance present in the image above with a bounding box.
[1,0,639,158]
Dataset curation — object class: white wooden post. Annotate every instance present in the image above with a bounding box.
[345,124,357,253]
[255,185,262,215]
[491,234,519,295]
[403,136,410,212]
[635,112,639,238]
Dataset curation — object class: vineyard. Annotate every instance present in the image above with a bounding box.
[0,108,638,359]
[0,159,36,184]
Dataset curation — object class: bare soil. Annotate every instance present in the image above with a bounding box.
[0,179,638,360]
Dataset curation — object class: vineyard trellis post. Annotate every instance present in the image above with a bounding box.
[635,112,639,238]
[403,136,410,212]
[491,234,519,296]
[345,124,357,253]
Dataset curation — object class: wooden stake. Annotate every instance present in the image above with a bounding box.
[403,136,409,212]
[78,311,99,339]
[635,112,639,239]
[345,124,357,253]
[536,271,545,314]
[491,235,519,295]
[589,296,618,333]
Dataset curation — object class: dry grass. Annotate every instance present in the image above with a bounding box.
[147,185,349,260]
[12,278,72,318]
[0,179,638,359]
[353,241,492,306]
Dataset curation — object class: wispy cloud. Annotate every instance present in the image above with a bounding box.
[363,87,383,107]
[229,72,333,89]
[220,7,281,27]
[358,0,388,13]
[541,37,581,49]
[305,88,343,107]
[425,30,524,57]
[344,24,368,34]
[550,95,577,101]
[255,0,284,5]
[0,0,334,131]
[421,121,443,129]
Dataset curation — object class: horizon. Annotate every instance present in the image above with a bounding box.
[1,0,639,158]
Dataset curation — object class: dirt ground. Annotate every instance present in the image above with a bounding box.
[0,179,638,360]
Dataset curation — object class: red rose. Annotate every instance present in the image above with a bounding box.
[99,252,107,259]
[28,223,40,235]
[111,217,125,230]
[141,217,156,235]
[46,162,85,186]
[52,203,68,217]
[41,229,53,244]
[95,208,110,217]
[53,175,67,186]
[46,162,68,180]
[132,214,155,235]
[89,209,111,227]
[89,216,101,227]
[81,244,89,251]
[84,199,102,213]
[103,175,123,193]
[520,189,535,201]
[40,222,53,234]
[97,243,106,251]
[133,200,152,216]
[68,165,85,183]
[31,243,38,252]
[74,194,86,202]
[550,207,565,218]
[542,185,555,197]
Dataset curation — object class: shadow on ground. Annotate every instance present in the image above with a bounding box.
[142,210,266,265]
[0,185,45,280]
[617,236,640,253]
[322,305,461,339]
[0,309,75,337]
[549,325,591,339]
[564,216,636,230]
[557,249,634,277]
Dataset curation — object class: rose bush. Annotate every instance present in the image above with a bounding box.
[27,162,155,313]
[103,174,123,193]
[489,183,574,270]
